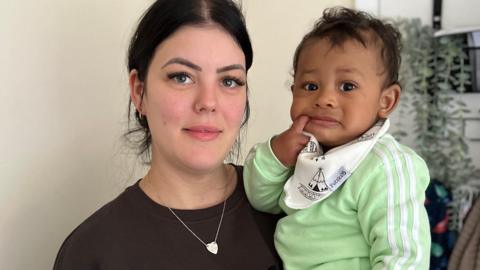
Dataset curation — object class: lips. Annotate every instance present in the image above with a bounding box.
[183,126,222,141]
[308,116,339,128]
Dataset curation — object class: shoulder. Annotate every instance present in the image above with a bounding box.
[54,187,137,269]
[359,134,428,173]
[66,194,127,236]
[352,134,430,207]
[68,186,138,237]
[352,135,429,189]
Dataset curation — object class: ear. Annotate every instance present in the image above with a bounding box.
[129,70,146,115]
[378,83,401,118]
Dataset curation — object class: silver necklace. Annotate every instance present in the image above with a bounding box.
[167,198,227,255]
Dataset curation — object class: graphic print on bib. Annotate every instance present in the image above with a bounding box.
[283,119,390,209]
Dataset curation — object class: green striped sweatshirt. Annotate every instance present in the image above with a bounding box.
[244,134,431,270]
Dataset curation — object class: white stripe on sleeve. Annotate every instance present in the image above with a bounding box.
[373,147,399,269]
[381,140,411,270]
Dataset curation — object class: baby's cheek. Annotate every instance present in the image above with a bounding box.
[289,105,298,122]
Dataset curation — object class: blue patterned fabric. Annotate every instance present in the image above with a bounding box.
[424,179,457,270]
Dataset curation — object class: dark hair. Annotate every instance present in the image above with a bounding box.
[292,7,402,88]
[125,0,253,162]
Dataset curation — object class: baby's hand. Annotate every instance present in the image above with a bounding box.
[271,115,310,167]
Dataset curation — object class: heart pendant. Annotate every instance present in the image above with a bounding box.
[206,242,218,254]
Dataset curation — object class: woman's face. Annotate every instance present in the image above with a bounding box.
[131,25,247,174]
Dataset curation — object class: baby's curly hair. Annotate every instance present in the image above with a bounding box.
[293,7,402,88]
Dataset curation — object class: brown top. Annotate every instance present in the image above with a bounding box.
[54,165,283,270]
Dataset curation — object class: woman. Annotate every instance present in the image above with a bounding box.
[53,0,282,269]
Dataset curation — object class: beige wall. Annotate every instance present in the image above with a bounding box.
[0,1,151,269]
[0,1,354,269]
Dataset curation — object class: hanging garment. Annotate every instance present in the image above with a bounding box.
[448,196,480,270]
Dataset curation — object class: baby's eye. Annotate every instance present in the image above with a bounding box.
[303,83,318,91]
[168,72,193,84]
[339,82,356,92]
[222,77,245,88]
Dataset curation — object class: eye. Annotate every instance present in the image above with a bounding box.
[339,82,356,92]
[168,72,193,84]
[303,83,318,91]
[222,77,246,88]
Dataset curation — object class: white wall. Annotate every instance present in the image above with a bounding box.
[356,0,480,168]
[0,1,150,269]
[0,1,354,269]
[357,0,480,29]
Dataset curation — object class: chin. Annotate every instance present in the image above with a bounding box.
[180,149,228,172]
[184,160,225,174]
[312,136,339,149]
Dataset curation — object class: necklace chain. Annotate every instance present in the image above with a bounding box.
[167,198,227,249]
[144,166,232,254]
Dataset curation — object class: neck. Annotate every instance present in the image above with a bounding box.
[140,162,236,210]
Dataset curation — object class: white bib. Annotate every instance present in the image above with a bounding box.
[283,119,390,209]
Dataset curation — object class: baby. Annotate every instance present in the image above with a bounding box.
[244,7,431,270]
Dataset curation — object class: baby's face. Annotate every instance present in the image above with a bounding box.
[291,37,388,149]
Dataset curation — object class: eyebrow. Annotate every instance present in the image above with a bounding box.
[217,64,245,73]
[162,57,201,71]
[300,68,318,75]
[162,57,245,73]
[335,67,365,78]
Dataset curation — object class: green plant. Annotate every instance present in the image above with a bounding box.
[393,18,480,190]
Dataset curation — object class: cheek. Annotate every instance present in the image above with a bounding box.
[290,100,302,121]
[148,93,186,125]
[223,94,247,126]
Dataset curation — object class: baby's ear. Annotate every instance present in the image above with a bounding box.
[378,84,401,118]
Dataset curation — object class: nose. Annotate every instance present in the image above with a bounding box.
[314,88,337,109]
[194,81,217,113]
